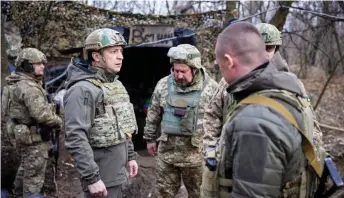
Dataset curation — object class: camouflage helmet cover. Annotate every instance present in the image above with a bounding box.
[15,48,47,67]
[255,23,282,46]
[84,28,127,60]
[167,44,202,69]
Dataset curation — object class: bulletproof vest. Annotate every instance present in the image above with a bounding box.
[7,80,46,145]
[86,78,137,148]
[201,89,325,198]
[161,76,204,136]
[8,80,46,124]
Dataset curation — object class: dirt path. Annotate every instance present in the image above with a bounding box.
[56,147,188,198]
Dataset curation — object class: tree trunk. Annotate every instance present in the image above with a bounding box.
[215,1,237,82]
[314,24,343,110]
[225,1,237,22]
[269,1,294,30]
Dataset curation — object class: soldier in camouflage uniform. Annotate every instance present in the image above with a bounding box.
[63,28,138,198]
[2,48,62,198]
[202,23,323,150]
[143,44,218,198]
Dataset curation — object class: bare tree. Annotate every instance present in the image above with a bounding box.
[270,1,294,30]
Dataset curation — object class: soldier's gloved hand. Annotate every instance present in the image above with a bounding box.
[128,160,138,177]
[206,158,217,171]
[56,117,63,130]
[147,142,157,156]
[88,179,108,196]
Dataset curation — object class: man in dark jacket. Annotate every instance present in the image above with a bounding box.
[214,22,315,197]
[64,28,138,198]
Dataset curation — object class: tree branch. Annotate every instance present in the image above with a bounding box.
[282,5,344,21]
[286,32,333,62]
[269,1,294,30]
[338,1,344,12]
[314,24,344,110]
[236,6,280,23]
[318,123,344,132]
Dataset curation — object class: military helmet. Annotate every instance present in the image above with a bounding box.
[15,48,47,68]
[167,44,202,69]
[255,23,282,46]
[84,28,127,60]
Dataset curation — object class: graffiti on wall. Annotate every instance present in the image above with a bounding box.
[129,25,174,47]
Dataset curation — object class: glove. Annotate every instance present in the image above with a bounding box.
[206,158,217,171]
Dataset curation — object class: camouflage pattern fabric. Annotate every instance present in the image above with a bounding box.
[4,71,61,197]
[84,28,126,60]
[255,23,282,46]
[15,48,47,67]
[6,72,62,128]
[203,60,323,150]
[144,68,218,198]
[202,78,233,148]
[167,44,202,69]
[155,157,203,198]
[86,78,138,148]
[144,68,218,166]
[2,86,17,147]
[313,121,323,148]
[13,142,49,197]
[1,86,10,119]
[295,78,323,147]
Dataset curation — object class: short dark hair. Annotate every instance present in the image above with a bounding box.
[216,22,267,66]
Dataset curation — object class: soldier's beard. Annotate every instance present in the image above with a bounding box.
[175,80,191,87]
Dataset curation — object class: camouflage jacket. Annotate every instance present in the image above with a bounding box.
[202,53,323,150]
[143,69,218,167]
[4,72,62,127]
[202,78,233,148]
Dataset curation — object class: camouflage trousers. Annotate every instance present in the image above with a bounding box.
[13,142,48,198]
[155,157,202,198]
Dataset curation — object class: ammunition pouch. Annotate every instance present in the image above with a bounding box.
[13,124,42,145]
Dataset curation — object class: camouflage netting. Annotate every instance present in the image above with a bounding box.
[7,1,226,74]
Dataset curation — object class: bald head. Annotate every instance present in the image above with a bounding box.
[216,22,267,67]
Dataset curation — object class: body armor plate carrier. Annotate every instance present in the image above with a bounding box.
[86,78,137,148]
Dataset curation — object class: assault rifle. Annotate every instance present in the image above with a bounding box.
[46,96,60,170]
